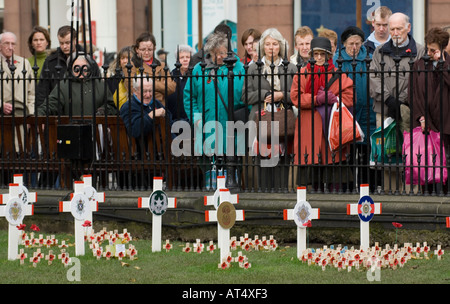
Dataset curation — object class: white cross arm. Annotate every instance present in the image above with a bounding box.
[138,197,177,209]
[0,185,37,205]
[59,200,98,213]
[204,192,239,207]
[82,175,105,203]
[205,210,245,223]
[13,175,37,203]
[347,203,382,216]
[283,208,320,221]
[0,192,38,205]
[89,192,105,203]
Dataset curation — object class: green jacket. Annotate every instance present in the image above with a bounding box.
[37,78,118,116]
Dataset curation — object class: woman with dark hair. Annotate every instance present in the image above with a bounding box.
[412,27,450,150]
[122,32,176,105]
[107,46,135,110]
[240,28,261,64]
[27,26,51,81]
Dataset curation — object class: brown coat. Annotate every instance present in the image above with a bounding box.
[411,52,450,135]
[290,67,354,165]
[122,60,176,105]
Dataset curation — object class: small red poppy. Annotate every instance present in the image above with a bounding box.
[30,224,40,232]
[82,220,92,227]
[392,222,403,228]
[16,224,26,230]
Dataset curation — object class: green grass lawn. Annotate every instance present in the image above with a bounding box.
[1,229,449,285]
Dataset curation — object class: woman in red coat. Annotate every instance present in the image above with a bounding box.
[290,37,354,190]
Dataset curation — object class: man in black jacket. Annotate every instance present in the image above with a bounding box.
[36,26,99,108]
[35,26,76,107]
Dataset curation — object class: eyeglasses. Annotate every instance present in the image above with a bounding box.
[138,48,154,53]
[214,51,227,57]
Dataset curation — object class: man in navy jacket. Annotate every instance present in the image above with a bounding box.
[120,78,173,159]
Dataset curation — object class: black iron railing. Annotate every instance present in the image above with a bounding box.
[1,44,449,196]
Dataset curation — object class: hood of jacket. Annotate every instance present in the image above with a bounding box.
[380,34,419,58]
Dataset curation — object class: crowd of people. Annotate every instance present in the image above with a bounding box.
[1,6,450,192]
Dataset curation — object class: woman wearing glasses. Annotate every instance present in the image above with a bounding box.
[183,32,246,187]
[122,32,176,106]
[290,37,354,192]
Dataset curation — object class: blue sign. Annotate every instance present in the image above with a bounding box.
[357,195,375,222]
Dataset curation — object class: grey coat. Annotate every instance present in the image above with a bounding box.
[242,60,298,122]
[369,35,425,115]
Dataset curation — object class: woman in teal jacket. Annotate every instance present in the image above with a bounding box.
[333,26,376,188]
[334,26,376,140]
[183,32,246,157]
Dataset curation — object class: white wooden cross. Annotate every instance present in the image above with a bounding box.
[0,183,34,260]
[205,188,245,262]
[59,180,101,256]
[204,176,238,249]
[138,177,176,252]
[347,184,382,251]
[283,186,320,259]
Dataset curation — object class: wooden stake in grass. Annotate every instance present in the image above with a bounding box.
[283,187,320,259]
[347,184,382,251]
[138,177,177,253]
[59,180,102,256]
[204,176,238,249]
[205,188,245,263]
[0,183,35,261]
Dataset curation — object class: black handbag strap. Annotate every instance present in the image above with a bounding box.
[213,74,228,110]
[325,73,340,91]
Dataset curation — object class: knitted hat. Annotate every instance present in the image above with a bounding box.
[309,37,332,55]
[341,26,365,43]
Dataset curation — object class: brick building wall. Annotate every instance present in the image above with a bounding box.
[236,0,295,58]
[427,0,450,29]
[3,1,450,60]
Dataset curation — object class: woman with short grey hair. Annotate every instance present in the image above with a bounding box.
[167,45,195,122]
[242,28,297,191]
[183,32,246,188]
[204,32,229,65]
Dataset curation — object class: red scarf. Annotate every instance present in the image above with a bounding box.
[306,58,335,95]
[144,58,154,66]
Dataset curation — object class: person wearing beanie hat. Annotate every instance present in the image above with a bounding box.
[334,25,376,189]
[340,26,365,58]
[309,37,333,56]
[341,26,365,44]
[290,35,354,192]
